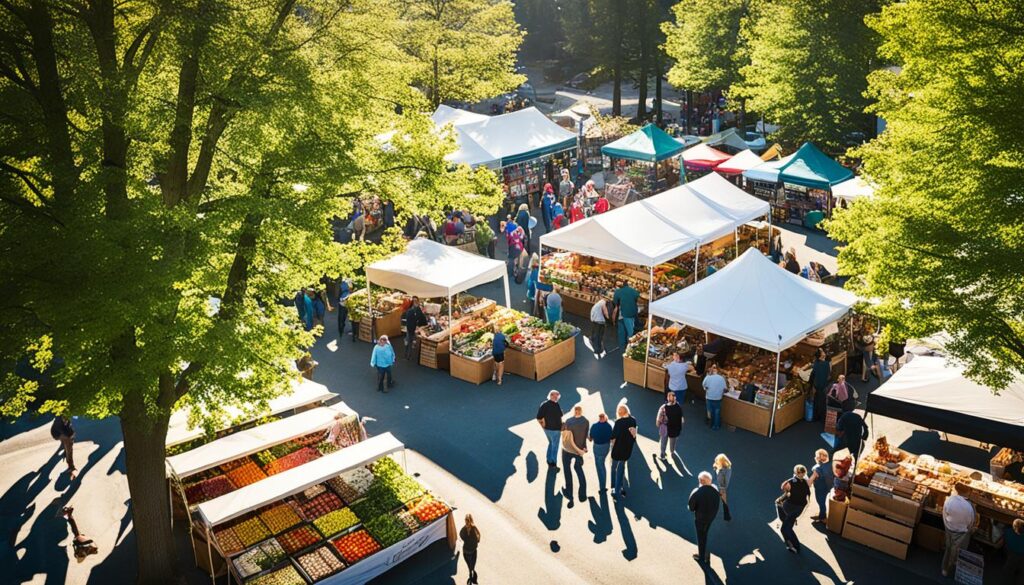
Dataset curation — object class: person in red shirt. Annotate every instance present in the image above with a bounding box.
[570,196,585,223]
[594,193,610,214]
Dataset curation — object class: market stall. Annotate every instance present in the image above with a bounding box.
[830,175,876,209]
[552,104,635,174]
[649,249,857,436]
[601,124,688,198]
[167,404,363,518]
[759,142,853,227]
[714,149,766,187]
[681,143,731,179]
[365,238,511,371]
[702,127,762,154]
[192,433,456,585]
[742,153,795,217]
[166,377,338,451]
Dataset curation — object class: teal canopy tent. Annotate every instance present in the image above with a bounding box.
[601,124,687,163]
[777,142,853,190]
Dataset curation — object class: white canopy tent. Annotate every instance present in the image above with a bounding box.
[831,175,876,203]
[430,104,488,127]
[429,106,500,169]
[455,107,578,166]
[365,238,511,346]
[196,432,404,528]
[715,149,768,176]
[166,377,336,448]
[166,404,357,480]
[685,172,771,224]
[650,249,857,434]
[743,153,795,183]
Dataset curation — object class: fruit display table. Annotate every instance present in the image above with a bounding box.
[193,433,455,585]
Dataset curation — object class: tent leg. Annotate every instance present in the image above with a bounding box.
[206,525,215,585]
[734,229,739,258]
[503,264,511,309]
[768,351,781,438]
[693,246,701,284]
[642,265,655,388]
[448,296,453,354]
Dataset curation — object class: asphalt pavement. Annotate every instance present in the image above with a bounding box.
[0,224,1001,585]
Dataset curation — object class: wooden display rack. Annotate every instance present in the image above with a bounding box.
[450,353,494,385]
[505,336,577,381]
[357,309,402,342]
[840,483,921,560]
[721,392,806,437]
[418,336,450,370]
[622,356,666,392]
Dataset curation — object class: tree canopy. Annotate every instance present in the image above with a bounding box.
[827,0,1024,389]
[0,0,500,582]
[662,0,748,93]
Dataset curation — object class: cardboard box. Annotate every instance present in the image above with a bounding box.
[845,508,913,543]
[842,522,910,560]
[913,522,944,552]
[851,483,922,525]
[826,493,848,534]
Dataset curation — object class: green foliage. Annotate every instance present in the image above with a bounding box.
[732,0,882,150]
[662,0,749,92]
[826,0,1024,389]
[399,0,526,107]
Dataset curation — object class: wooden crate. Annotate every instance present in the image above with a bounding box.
[453,241,479,255]
[721,396,772,436]
[622,356,665,392]
[375,309,403,339]
[559,291,595,318]
[773,393,807,434]
[450,353,494,385]
[419,337,450,370]
[842,507,913,559]
[534,336,576,381]
[851,483,922,525]
[357,315,373,342]
[826,493,848,534]
[913,522,944,552]
[503,346,535,379]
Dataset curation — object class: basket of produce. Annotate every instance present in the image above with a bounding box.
[259,503,303,535]
[232,537,287,579]
[331,529,382,564]
[277,525,322,555]
[247,564,305,585]
[312,507,360,538]
[296,545,346,582]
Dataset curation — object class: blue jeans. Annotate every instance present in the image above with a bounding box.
[617,317,635,348]
[815,486,828,518]
[611,459,628,495]
[779,502,804,549]
[593,443,609,490]
[707,399,722,430]
[543,429,560,465]
[375,366,393,392]
[672,389,687,405]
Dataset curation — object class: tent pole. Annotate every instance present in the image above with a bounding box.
[206,524,215,585]
[503,270,511,309]
[642,264,655,388]
[734,228,739,258]
[768,349,781,438]
[693,245,701,284]
[366,280,374,340]
[448,295,453,354]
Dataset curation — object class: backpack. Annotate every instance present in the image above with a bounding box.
[50,417,64,440]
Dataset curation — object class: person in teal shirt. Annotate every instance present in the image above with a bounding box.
[613,281,639,349]
[370,335,396,392]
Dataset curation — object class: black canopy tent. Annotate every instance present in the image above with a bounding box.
[866,356,1024,451]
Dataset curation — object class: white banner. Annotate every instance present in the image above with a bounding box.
[322,514,449,585]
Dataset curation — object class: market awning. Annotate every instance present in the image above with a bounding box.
[166,404,357,479]
[831,175,876,203]
[366,238,510,303]
[197,433,404,527]
[681,143,732,172]
[430,104,489,127]
[685,172,770,223]
[743,153,795,184]
[867,356,1024,450]
[715,149,766,176]
[456,107,577,166]
[601,124,688,163]
[777,142,853,190]
[649,249,857,352]
[702,127,751,152]
[643,184,738,244]
[166,377,337,448]
[540,202,699,266]
[761,144,784,161]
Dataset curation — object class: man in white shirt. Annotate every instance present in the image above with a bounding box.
[589,298,610,357]
[941,482,977,577]
[702,364,728,431]
[665,351,697,404]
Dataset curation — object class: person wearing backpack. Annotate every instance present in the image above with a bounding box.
[51,415,76,479]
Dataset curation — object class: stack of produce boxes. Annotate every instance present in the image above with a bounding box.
[209,455,452,584]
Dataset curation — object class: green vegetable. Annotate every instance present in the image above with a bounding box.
[364,513,409,548]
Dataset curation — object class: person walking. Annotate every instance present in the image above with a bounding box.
[402,297,427,360]
[459,515,481,584]
[656,392,683,462]
[610,403,638,500]
[589,297,610,357]
[491,324,506,386]
[828,374,856,412]
[337,279,351,341]
[50,415,76,479]
[702,364,727,430]
[810,348,831,421]
[370,335,396,392]
[941,482,978,577]
[777,464,811,553]
[561,405,590,507]
[536,391,564,469]
[558,168,575,208]
[688,471,721,564]
[612,281,640,349]
[665,351,697,404]
[714,454,732,521]
[541,184,555,232]
[515,204,532,255]
[1002,518,1024,585]
[809,449,834,522]
[835,406,869,461]
[588,413,613,492]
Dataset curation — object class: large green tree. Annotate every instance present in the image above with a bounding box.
[398,0,526,107]
[733,0,882,149]
[0,0,499,583]
[662,0,748,93]
[827,0,1024,389]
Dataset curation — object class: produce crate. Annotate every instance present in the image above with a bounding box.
[534,335,576,381]
[721,395,772,436]
[357,309,402,343]
[622,356,666,392]
[558,290,596,318]
[841,507,913,560]
[502,346,534,379]
[773,392,807,433]
[851,483,923,526]
[418,337,450,370]
[450,353,494,385]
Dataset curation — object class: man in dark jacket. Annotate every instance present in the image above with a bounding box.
[688,471,720,564]
[51,415,76,478]
[402,297,427,360]
[836,407,869,460]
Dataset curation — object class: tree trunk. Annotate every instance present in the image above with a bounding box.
[612,60,622,117]
[636,45,648,122]
[121,394,180,585]
[685,89,693,135]
[655,55,663,125]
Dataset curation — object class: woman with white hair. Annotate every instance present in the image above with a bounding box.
[609,403,638,499]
